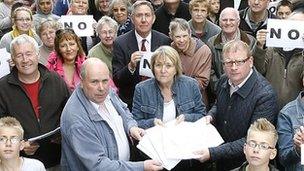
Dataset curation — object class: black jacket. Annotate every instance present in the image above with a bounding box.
[0,64,70,168]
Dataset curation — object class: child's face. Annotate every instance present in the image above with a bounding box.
[39,0,53,15]
[0,127,24,160]
[244,131,277,167]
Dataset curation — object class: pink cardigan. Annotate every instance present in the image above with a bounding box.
[47,52,118,92]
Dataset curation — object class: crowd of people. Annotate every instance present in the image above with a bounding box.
[0,0,303,170]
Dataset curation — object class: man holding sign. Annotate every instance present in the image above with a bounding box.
[253,6,304,110]
[112,0,170,109]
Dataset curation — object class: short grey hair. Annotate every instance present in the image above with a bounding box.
[219,7,240,21]
[131,0,155,17]
[10,34,39,57]
[96,16,119,35]
[222,39,251,59]
[109,0,132,16]
[169,18,191,36]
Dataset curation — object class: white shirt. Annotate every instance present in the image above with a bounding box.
[228,69,253,96]
[162,99,176,123]
[234,0,242,10]
[135,30,152,52]
[91,96,130,161]
[21,157,46,171]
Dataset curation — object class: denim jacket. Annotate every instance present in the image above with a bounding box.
[61,86,144,171]
[277,91,304,171]
[132,75,206,129]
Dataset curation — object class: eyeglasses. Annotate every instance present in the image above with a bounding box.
[222,57,250,67]
[0,136,21,144]
[246,140,275,150]
[15,18,31,22]
[55,28,76,37]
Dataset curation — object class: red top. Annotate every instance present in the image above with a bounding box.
[22,80,40,118]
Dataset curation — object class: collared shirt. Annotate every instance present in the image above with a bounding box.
[228,68,253,96]
[135,30,152,52]
[90,96,130,161]
[234,0,242,10]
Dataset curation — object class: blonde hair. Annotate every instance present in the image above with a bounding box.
[247,118,278,145]
[150,46,183,77]
[12,6,33,24]
[222,39,251,60]
[0,117,24,139]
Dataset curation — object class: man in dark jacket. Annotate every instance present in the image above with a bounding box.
[0,34,70,169]
[152,0,191,36]
[196,40,277,171]
[239,0,276,37]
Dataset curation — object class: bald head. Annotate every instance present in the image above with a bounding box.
[80,58,109,80]
[219,7,240,21]
[80,58,110,104]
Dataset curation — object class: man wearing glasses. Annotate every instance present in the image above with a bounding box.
[207,7,256,94]
[196,39,277,170]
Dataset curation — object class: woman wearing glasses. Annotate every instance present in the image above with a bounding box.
[0,6,41,52]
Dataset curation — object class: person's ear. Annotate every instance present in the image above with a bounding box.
[269,149,277,160]
[243,143,247,155]
[19,140,25,151]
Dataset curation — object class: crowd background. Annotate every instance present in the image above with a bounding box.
[0,0,303,170]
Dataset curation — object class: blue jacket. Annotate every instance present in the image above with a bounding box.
[60,86,144,171]
[132,75,206,129]
[208,68,277,170]
[277,91,304,171]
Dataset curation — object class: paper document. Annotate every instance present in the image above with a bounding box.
[28,127,60,142]
[0,48,11,79]
[137,119,224,170]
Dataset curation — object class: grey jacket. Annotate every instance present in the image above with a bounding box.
[60,86,144,171]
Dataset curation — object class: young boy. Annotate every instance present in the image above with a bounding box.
[232,118,279,171]
[0,117,45,171]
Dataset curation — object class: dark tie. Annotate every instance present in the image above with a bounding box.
[141,39,147,51]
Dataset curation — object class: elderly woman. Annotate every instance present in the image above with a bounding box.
[132,46,206,129]
[47,28,86,91]
[0,6,41,52]
[109,0,133,36]
[38,19,61,65]
[93,0,111,21]
[88,16,118,75]
[169,18,211,105]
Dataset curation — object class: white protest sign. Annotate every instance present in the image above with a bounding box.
[59,15,94,37]
[0,48,11,78]
[268,0,281,15]
[139,52,154,78]
[266,19,304,49]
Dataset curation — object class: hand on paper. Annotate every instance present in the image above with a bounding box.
[130,126,145,141]
[175,114,185,125]
[201,115,213,124]
[154,119,165,127]
[195,148,210,163]
[23,141,40,155]
[293,126,304,153]
[256,29,268,48]
[144,160,163,171]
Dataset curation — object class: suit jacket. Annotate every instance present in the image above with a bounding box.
[112,29,171,109]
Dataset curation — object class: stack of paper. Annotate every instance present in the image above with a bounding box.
[137,118,224,170]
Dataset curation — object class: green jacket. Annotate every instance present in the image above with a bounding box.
[253,46,304,110]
